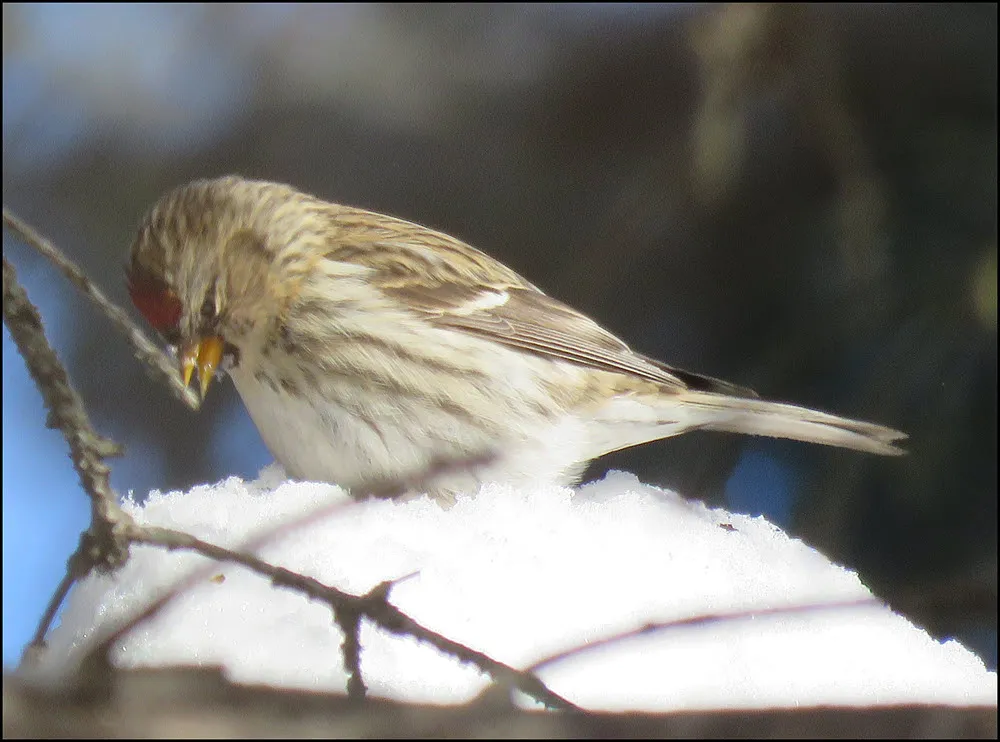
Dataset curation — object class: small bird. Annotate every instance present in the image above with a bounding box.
[127,176,905,501]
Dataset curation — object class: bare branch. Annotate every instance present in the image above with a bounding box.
[336,602,367,701]
[526,597,879,674]
[123,523,579,711]
[2,208,200,410]
[2,255,135,663]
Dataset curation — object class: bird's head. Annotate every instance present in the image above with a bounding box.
[126,176,287,397]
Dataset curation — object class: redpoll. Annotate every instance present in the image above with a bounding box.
[127,176,905,500]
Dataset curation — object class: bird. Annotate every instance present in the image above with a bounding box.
[127,175,906,502]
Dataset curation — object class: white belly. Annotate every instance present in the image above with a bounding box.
[227,362,594,501]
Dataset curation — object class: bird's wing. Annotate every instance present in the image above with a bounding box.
[323,212,755,397]
[391,278,755,396]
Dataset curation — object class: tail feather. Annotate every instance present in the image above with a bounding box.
[683,393,907,455]
[589,391,906,458]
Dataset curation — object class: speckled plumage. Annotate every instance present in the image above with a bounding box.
[128,176,906,501]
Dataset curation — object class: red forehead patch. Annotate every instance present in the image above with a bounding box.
[128,272,182,332]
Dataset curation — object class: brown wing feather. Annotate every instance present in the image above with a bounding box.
[320,211,755,397]
[319,211,754,396]
[410,285,755,396]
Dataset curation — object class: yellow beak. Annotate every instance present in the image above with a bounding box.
[180,336,224,399]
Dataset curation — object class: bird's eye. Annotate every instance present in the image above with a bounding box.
[128,272,182,335]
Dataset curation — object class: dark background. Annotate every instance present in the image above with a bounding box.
[3,4,995,669]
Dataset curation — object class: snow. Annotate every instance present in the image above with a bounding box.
[33,466,996,711]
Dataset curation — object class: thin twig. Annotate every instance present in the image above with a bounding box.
[335,593,367,701]
[2,256,132,549]
[3,255,136,663]
[526,597,879,674]
[21,569,77,664]
[75,452,497,696]
[2,208,200,410]
[125,524,579,711]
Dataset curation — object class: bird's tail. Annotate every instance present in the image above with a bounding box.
[592,391,906,457]
[680,392,907,455]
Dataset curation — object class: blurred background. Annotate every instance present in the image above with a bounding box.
[3,4,996,671]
